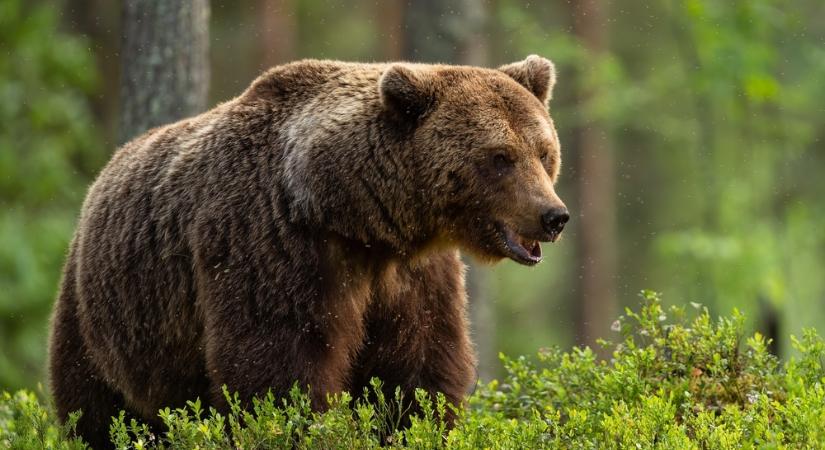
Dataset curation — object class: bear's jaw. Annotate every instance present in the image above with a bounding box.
[499,224,544,266]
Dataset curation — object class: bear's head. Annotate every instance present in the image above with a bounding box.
[380,55,568,266]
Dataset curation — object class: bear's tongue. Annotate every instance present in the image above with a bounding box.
[503,228,542,265]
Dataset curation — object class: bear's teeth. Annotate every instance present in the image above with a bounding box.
[530,241,542,258]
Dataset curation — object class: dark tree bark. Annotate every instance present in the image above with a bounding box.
[570,0,618,354]
[395,0,495,381]
[119,0,210,145]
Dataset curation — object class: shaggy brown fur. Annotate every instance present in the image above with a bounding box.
[49,56,567,448]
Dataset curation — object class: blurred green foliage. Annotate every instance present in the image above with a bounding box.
[0,0,104,389]
[3,293,825,448]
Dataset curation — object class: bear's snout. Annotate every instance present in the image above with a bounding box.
[541,207,569,240]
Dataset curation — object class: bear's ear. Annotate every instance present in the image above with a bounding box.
[498,55,556,105]
[379,65,435,121]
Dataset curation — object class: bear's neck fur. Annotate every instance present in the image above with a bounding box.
[242,60,442,262]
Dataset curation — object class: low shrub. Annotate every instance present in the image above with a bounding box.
[2,291,824,449]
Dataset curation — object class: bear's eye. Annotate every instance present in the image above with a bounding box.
[540,151,549,163]
[492,153,514,172]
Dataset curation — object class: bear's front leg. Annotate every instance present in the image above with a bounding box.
[202,317,354,411]
[192,227,369,412]
[352,252,477,425]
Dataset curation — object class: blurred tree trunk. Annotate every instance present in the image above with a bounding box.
[401,0,487,64]
[396,0,495,382]
[377,0,404,60]
[570,0,618,355]
[257,0,296,69]
[119,0,210,145]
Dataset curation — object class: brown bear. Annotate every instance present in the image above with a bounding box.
[49,55,568,448]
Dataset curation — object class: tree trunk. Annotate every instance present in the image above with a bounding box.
[257,0,296,69]
[397,0,495,381]
[377,0,404,60]
[570,0,618,354]
[119,0,210,145]
[402,0,487,64]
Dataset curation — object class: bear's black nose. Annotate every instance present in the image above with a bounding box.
[541,207,570,235]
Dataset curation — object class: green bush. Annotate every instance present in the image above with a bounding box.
[2,291,824,449]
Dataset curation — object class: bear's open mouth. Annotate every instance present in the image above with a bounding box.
[499,225,543,266]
